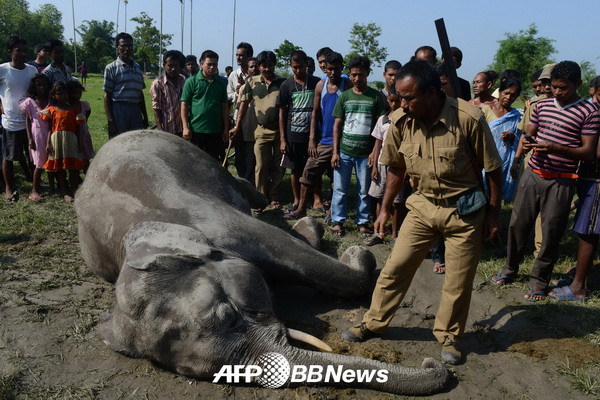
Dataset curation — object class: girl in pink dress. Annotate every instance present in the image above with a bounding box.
[19,73,51,201]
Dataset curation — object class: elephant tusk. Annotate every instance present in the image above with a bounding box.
[287,328,333,352]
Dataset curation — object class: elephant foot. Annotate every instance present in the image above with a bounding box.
[291,217,324,249]
[339,246,377,294]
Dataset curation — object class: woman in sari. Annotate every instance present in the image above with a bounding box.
[481,78,522,202]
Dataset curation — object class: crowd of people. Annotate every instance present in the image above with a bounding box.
[1,32,599,366]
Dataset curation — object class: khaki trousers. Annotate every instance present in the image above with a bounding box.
[254,129,284,203]
[363,193,485,344]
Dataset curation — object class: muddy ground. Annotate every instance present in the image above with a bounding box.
[1,203,599,399]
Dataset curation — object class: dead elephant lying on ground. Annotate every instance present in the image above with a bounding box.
[75,130,449,395]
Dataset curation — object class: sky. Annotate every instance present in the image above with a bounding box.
[26,0,600,83]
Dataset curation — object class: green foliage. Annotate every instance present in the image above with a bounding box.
[274,39,302,70]
[345,22,388,68]
[0,0,64,62]
[78,20,116,73]
[130,12,172,73]
[578,60,598,98]
[489,24,556,97]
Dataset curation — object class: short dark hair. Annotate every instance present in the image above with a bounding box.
[5,35,26,51]
[450,47,463,63]
[396,60,442,94]
[289,50,308,64]
[34,43,48,55]
[256,50,276,66]
[479,70,499,84]
[590,75,600,90]
[434,62,448,78]
[384,60,402,72]
[185,55,197,63]
[500,69,520,81]
[45,39,64,53]
[414,45,437,60]
[115,32,133,46]
[225,66,233,72]
[237,42,254,58]
[316,47,333,59]
[247,57,258,64]
[499,77,522,95]
[551,60,581,84]
[325,51,343,67]
[530,68,543,83]
[49,81,67,98]
[164,50,185,67]
[66,78,85,93]
[347,56,371,72]
[26,73,50,98]
[200,50,219,62]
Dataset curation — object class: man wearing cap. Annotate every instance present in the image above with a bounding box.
[493,61,600,301]
[341,60,503,365]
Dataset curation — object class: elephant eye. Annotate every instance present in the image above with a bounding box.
[215,303,242,331]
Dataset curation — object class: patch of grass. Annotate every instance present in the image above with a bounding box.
[558,360,600,398]
[0,368,24,400]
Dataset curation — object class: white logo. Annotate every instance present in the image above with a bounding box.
[212,352,388,388]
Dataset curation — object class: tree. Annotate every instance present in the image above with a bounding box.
[489,24,556,96]
[130,12,172,73]
[79,20,116,73]
[274,39,302,70]
[345,22,388,68]
[578,60,598,98]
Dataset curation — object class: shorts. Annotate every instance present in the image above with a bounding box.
[299,143,333,187]
[367,163,408,204]
[573,179,600,235]
[1,128,27,162]
[287,142,309,171]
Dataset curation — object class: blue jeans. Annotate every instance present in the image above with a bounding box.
[331,153,371,226]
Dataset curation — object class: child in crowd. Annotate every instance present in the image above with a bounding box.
[67,79,94,170]
[41,81,86,202]
[364,91,407,245]
[330,56,386,237]
[20,73,51,201]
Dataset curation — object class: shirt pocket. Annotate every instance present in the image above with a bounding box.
[435,145,469,178]
[400,142,422,178]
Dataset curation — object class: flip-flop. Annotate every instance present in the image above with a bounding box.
[524,288,547,302]
[331,224,344,237]
[364,233,384,246]
[4,191,19,203]
[283,212,302,220]
[548,285,588,302]
[433,262,446,274]
[28,194,44,202]
[358,224,373,239]
[287,204,298,212]
[490,272,513,286]
[270,201,282,210]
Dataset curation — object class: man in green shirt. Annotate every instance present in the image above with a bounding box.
[181,50,229,161]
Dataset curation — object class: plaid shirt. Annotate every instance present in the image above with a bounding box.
[42,62,71,84]
[150,73,185,134]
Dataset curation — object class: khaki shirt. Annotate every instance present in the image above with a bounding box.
[241,75,285,136]
[518,93,548,133]
[380,96,502,199]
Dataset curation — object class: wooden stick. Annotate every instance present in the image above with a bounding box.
[222,138,233,168]
[435,18,462,99]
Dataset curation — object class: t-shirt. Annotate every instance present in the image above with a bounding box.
[27,61,49,73]
[371,114,392,163]
[277,75,320,143]
[332,87,385,158]
[180,71,228,134]
[0,62,37,131]
[528,97,600,174]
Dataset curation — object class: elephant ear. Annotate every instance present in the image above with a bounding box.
[123,221,217,271]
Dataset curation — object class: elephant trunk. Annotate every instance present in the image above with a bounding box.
[266,347,449,396]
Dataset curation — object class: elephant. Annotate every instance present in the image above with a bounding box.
[75,130,449,395]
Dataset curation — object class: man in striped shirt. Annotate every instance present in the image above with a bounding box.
[150,50,186,136]
[492,61,600,301]
[103,32,148,139]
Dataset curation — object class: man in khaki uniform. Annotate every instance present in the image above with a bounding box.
[230,50,285,209]
[341,60,502,365]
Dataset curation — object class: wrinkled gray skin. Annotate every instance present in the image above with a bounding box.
[75,130,449,395]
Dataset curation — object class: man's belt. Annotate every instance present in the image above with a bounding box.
[422,193,459,207]
[532,169,578,179]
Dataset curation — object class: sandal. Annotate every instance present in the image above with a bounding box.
[28,194,44,202]
[4,191,19,203]
[364,233,384,246]
[433,262,446,274]
[287,204,298,212]
[490,272,513,286]
[331,223,345,237]
[358,224,373,239]
[270,201,282,210]
[524,287,547,302]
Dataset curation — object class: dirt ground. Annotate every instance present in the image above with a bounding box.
[1,208,599,399]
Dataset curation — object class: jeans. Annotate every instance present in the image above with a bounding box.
[331,152,371,225]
